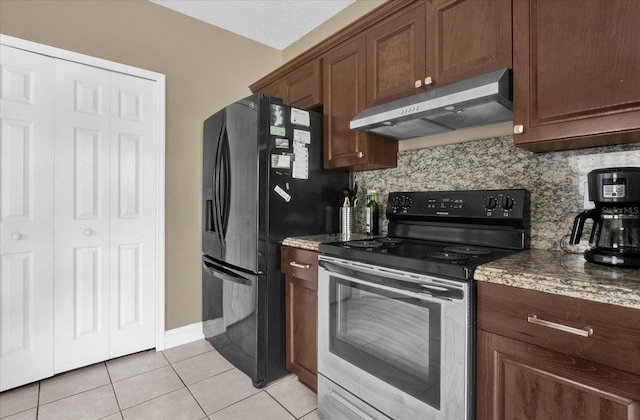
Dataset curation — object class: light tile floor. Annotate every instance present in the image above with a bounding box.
[0,340,318,420]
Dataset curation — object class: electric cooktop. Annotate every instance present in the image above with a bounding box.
[319,189,530,280]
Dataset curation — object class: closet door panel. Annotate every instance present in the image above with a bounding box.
[54,59,111,373]
[0,46,55,391]
[109,72,157,357]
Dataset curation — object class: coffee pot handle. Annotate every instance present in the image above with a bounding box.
[570,209,598,244]
[588,218,600,244]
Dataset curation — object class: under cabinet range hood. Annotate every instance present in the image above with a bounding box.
[350,68,512,140]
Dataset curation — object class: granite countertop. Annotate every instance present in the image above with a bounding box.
[474,249,640,310]
[282,236,640,310]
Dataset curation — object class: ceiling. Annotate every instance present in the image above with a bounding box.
[149,0,355,50]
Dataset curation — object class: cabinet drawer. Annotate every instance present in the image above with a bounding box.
[281,246,319,289]
[477,282,640,376]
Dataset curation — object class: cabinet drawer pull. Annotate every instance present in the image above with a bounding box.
[290,261,311,269]
[527,313,593,337]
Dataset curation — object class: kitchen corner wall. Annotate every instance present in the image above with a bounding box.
[354,136,640,251]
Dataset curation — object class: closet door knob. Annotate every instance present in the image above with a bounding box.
[84,229,94,236]
[11,233,23,241]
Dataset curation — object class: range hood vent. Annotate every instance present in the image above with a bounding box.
[350,68,512,140]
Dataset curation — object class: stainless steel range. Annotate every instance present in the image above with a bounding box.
[317,189,529,420]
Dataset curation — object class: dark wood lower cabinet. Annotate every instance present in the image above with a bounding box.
[281,246,319,392]
[285,274,317,392]
[477,282,640,420]
[477,330,640,420]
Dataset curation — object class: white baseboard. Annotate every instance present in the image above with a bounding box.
[163,321,205,350]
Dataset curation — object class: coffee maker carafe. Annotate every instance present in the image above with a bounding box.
[570,167,640,267]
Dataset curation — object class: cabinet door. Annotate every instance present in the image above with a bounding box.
[254,60,321,110]
[366,2,427,106]
[259,80,285,103]
[512,0,640,151]
[284,60,322,109]
[109,72,157,359]
[477,330,640,420]
[54,60,112,373]
[0,46,55,391]
[286,276,318,392]
[428,0,512,88]
[323,37,398,171]
[282,246,319,392]
[323,36,369,169]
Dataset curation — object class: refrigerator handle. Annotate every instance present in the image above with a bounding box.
[220,125,231,234]
[213,120,226,244]
[203,260,252,287]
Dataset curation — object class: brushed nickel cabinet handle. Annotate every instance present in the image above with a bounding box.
[528,313,593,337]
[289,261,311,269]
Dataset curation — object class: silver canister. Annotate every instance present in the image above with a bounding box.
[339,207,353,235]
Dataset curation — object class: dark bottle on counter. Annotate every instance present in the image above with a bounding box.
[365,190,379,235]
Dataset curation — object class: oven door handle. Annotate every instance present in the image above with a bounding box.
[318,260,463,302]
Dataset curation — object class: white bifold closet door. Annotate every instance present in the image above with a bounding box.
[53,60,158,373]
[1,43,159,391]
[0,45,56,391]
[107,71,157,359]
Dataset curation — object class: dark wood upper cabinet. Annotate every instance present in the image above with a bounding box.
[254,60,322,109]
[322,36,398,171]
[364,0,511,106]
[258,79,285,102]
[285,60,322,109]
[366,3,427,106]
[512,0,640,152]
[428,0,512,88]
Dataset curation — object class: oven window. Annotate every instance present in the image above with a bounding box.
[329,276,441,409]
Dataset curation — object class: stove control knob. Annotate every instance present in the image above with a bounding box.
[483,196,497,210]
[501,196,515,210]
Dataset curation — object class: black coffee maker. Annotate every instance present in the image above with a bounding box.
[570,167,640,267]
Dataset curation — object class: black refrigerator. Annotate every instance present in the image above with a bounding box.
[202,93,348,387]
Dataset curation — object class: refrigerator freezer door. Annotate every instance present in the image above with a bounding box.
[202,255,266,386]
[203,95,262,272]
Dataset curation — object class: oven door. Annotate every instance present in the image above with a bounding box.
[317,256,471,420]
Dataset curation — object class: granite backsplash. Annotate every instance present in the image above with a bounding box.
[353,136,640,251]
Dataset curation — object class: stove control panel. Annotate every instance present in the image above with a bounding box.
[387,189,529,221]
[391,195,413,212]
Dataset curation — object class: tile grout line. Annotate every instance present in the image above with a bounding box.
[104,361,124,419]
[163,349,209,419]
[112,352,189,418]
[263,389,301,419]
[36,381,41,419]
